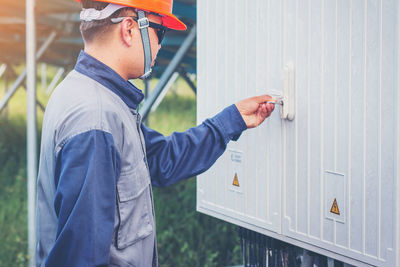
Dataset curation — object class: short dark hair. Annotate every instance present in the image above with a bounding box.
[80,0,132,43]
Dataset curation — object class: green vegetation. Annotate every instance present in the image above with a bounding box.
[0,119,29,266]
[0,76,241,266]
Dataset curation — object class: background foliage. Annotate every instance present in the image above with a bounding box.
[0,77,242,266]
[0,118,29,266]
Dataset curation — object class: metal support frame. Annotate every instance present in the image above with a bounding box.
[178,67,197,94]
[0,69,28,112]
[0,64,6,78]
[144,79,150,100]
[0,31,56,113]
[6,66,45,112]
[41,63,47,90]
[45,67,65,95]
[1,65,8,117]
[141,25,196,120]
[26,0,36,265]
[150,71,179,113]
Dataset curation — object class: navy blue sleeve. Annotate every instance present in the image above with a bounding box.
[143,104,247,187]
[45,130,121,267]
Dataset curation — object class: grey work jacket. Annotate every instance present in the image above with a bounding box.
[36,70,157,267]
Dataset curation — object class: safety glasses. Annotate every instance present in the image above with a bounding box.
[111,16,168,44]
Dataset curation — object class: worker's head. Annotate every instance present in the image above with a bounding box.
[79,0,186,79]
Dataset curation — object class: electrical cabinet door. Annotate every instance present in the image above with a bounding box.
[196,0,283,234]
[197,0,399,266]
[280,1,398,266]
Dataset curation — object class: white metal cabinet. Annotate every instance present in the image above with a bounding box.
[196,0,400,266]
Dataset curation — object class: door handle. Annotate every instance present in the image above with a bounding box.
[265,62,295,121]
[281,62,295,121]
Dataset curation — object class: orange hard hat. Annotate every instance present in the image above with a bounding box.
[78,0,187,31]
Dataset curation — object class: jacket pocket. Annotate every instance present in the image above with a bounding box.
[116,160,153,249]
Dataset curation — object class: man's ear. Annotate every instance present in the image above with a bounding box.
[120,17,135,46]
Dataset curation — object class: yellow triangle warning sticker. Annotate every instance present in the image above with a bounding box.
[232,173,240,187]
[330,198,340,215]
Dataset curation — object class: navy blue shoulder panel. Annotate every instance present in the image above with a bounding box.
[47,130,121,267]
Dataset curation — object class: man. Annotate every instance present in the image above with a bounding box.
[36,0,276,266]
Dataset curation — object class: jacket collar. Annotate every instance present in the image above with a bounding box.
[74,50,144,110]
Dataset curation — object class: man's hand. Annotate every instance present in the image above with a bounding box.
[235,95,277,128]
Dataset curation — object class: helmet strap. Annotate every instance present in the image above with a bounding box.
[137,10,152,79]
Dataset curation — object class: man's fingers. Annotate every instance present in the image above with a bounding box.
[266,103,275,113]
[258,102,274,119]
[252,94,277,104]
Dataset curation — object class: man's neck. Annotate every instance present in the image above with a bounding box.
[84,46,130,80]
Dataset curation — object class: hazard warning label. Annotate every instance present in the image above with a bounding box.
[229,150,243,193]
[330,198,340,215]
[325,171,345,223]
[232,173,240,187]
